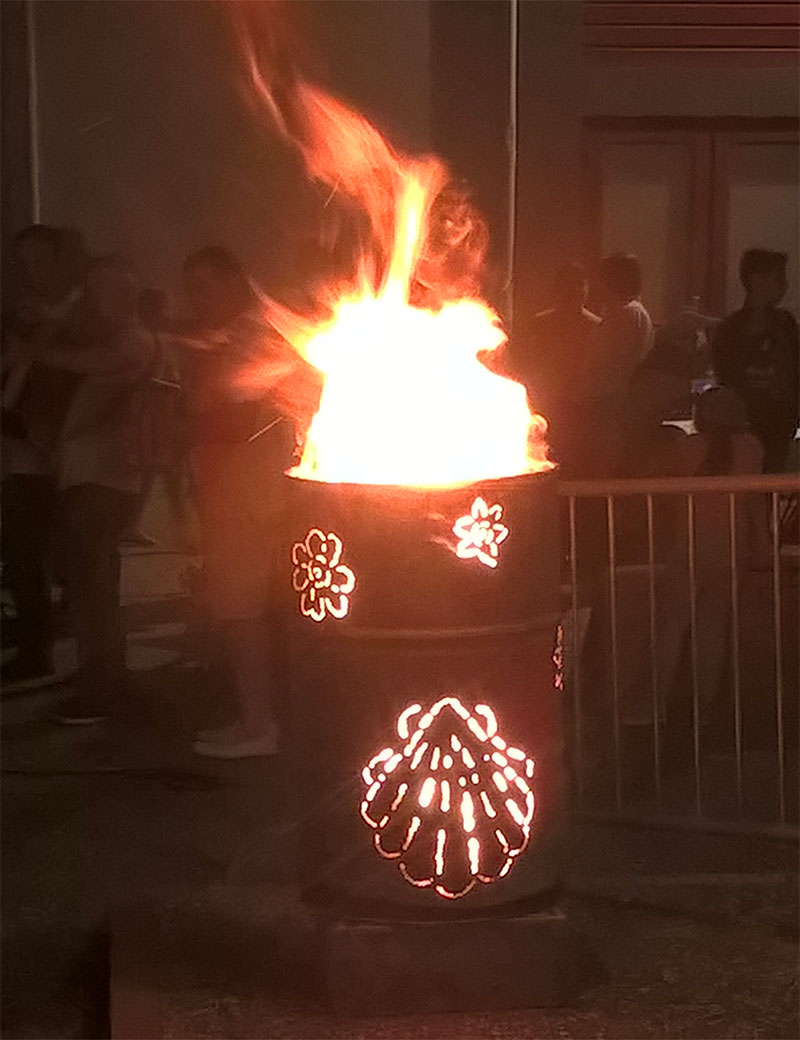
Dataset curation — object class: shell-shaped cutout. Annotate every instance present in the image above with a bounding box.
[360,696,536,899]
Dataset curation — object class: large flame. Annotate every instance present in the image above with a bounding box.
[235,8,551,487]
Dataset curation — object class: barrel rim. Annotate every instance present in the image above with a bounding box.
[283,467,559,498]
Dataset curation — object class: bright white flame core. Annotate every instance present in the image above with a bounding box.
[289,294,537,487]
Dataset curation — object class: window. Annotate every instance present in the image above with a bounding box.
[583,122,799,320]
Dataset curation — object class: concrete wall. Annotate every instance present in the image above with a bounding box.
[513,0,585,319]
[583,57,799,318]
[299,0,432,154]
[30,0,432,294]
[430,1,513,304]
[20,0,797,313]
[510,6,799,330]
[585,63,799,119]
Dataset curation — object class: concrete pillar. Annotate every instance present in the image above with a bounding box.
[429,1,512,308]
[1,0,34,288]
[513,0,584,326]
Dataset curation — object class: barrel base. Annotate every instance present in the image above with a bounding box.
[323,907,586,1013]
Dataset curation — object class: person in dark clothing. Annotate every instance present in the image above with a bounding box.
[28,257,156,722]
[617,312,707,478]
[712,249,799,472]
[507,263,600,474]
[621,387,769,726]
[0,472,58,681]
[1,225,86,683]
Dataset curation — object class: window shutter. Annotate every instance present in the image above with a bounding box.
[584,2,800,62]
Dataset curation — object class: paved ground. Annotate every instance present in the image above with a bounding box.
[1,499,798,1039]
[2,647,797,1039]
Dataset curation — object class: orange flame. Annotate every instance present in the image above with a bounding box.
[235,7,551,487]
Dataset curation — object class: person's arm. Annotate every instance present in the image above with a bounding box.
[783,311,799,416]
[37,329,152,377]
[741,493,772,570]
[1,330,26,381]
[232,336,323,422]
[0,331,32,422]
[2,298,91,440]
[1,310,75,407]
[711,317,734,387]
[637,304,654,358]
[172,332,227,354]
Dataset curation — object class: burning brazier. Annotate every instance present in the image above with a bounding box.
[230,7,581,1006]
[284,469,564,919]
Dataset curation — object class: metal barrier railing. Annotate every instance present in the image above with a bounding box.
[559,472,799,837]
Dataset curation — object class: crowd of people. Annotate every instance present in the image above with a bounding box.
[505,248,797,735]
[1,226,797,757]
[1,225,319,757]
[508,248,799,481]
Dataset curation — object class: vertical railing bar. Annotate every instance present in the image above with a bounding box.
[568,495,584,808]
[729,492,743,810]
[606,495,622,810]
[646,494,661,806]
[687,493,702,818]
[771,492,786,824]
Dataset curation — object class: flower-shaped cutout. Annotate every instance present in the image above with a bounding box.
[360,697,535,899]
[291,528,355,622]
[453,496,509,569]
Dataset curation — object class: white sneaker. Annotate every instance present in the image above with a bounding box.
[192,727,279,760]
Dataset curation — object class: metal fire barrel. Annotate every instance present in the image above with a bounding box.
[283,470,565,919]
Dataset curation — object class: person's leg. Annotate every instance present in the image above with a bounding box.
[654,571,692,715]
[1,474,57,675]
[220,617,278,736]
[162,464,188,525]
[58,485,136,717]
[122,469,157,546]
[192,608,279,756]
[695,578,730,712]
[762,419,794,474]
[751,409,794,473]
[162,462,198,551]
[191,454,281,756]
